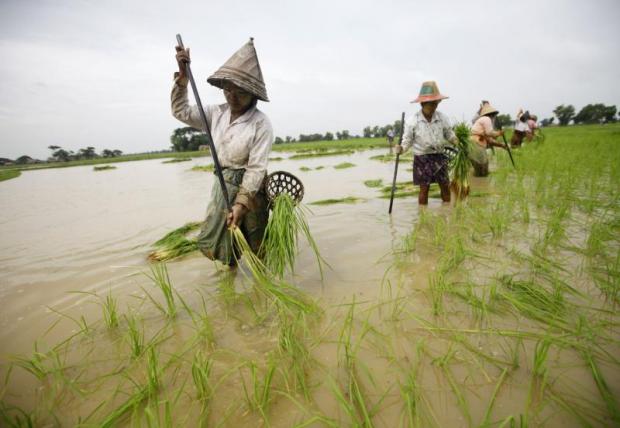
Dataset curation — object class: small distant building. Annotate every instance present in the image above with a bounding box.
[198,145,210,152]
[15,155,38,165]
[0,158,14,166]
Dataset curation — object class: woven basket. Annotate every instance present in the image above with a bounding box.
[264,171,304,204]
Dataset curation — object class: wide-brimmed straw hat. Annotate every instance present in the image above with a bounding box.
[411,81,449,103]
[207,38,269,102]
[479,103,498,117]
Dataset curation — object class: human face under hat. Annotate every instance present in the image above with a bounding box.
[222,81,256,120]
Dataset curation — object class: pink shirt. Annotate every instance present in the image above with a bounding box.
[471,116,499,147]
[527,119,537,131]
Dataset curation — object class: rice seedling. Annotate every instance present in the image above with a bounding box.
[269,156,284,161]
[102,290,119,329]
[398,341,427,428]
[0,402,36,427]
[278,313,312,399]
[12,345,48,380]
[480,368,508,427]
[261,193,326,278]
[449,122,472,199]
[191,352,214,404]
[315,165,325,170]
[144,400,174,428]
[240,360,277,419]
[99,386,150,428]
[309,197,364,206]
[299,166,311,172]
[125,314,144,358]
[527,339,551,414]
[144,263,177,319]
[363,179,383,188]
[146,346,160,395]
[289,149,354,160]
[333,162,356,169]
[93,165,116,171]
[191,165,214,172]
[231,227,318,315]
[432,347,471,427]
[582,350,620,424]
[162,158,192,163]
[148,222,201,262]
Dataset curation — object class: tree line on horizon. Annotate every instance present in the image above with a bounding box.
[166,102,619,152]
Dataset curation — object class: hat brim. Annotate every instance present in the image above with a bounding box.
[207,75,270,102]
[411,94,449,103]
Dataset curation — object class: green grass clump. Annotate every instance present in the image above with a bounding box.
[300,166,311,172]
[93,165,116,171]
[309,197,364,206]
[363,179,383,188]
[191,165,214,172]
[334,162,356,169]
[148,222,201,261]
[0,169,21,182]
[289,149,354,160]
[269,157,284,161]
[162,158,192,164]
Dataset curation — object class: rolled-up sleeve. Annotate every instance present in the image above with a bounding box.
[171,75,211,130]
[400,115,415,153]
[235,116,274,208]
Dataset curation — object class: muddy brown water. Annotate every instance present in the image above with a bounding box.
[0,150,617,427]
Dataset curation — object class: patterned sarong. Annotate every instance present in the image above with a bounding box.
[196,169,268,265]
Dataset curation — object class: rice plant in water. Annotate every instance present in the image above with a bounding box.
[449,122,472,199]
[144,263,177,318]
[102,290,119,329]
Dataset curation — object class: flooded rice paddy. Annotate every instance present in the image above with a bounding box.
[1,128,619,427]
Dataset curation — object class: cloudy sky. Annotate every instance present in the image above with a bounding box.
[1,0,619,159]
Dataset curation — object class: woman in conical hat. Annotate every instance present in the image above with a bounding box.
[172,38,273,265]
[395,81,458,205]
[469,102,508,176]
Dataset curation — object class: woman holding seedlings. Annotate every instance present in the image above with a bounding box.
[172,38,273,265]
[469,102,507,176]
[395,81,458,205]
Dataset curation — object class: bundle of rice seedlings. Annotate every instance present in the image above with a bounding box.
[231,227,318,315]
[261,193,325,279]
[148,222,201,261]
[449,122,472,199]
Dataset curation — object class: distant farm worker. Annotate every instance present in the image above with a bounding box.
[395,81,458,205]
[526,114,538,141]
[471,100,490,124]
[511,109,530,148]
[386,129,395,146]
[469,102,508,176]
[172,38,273,265]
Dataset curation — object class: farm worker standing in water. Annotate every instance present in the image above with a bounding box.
[395,81,459,205]
[172,38,274,266]
[469,102,507,177]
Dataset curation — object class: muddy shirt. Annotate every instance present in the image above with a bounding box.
[171,77,274,200]
[401,110,456,155]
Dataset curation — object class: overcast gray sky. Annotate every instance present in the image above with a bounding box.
[1,0,619,159]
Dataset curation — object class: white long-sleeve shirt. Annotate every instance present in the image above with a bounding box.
[171,78,274,196]
[401,110,456,155]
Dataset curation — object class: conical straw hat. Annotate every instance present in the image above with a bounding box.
[207,38,269,102]
[479,103,498,117]
[411,81,449,103]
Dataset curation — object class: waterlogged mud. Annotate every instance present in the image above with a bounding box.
[1,141,619,427]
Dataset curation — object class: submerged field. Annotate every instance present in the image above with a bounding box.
[0,125,619,427]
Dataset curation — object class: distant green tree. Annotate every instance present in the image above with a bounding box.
[573,103,612,124]
[48,145,60,151]
[495,114,512,128]
[52,149,71,162]
[540,117,555,127]
[285,136,293,143]
[112,150,123,157]
[274,136,284,144]
[363,126,372,138]
[170,127,208,151]
[337,130,350,140]
[102,149,123,157]
[553,104,575,126]
[324,132,334,141]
